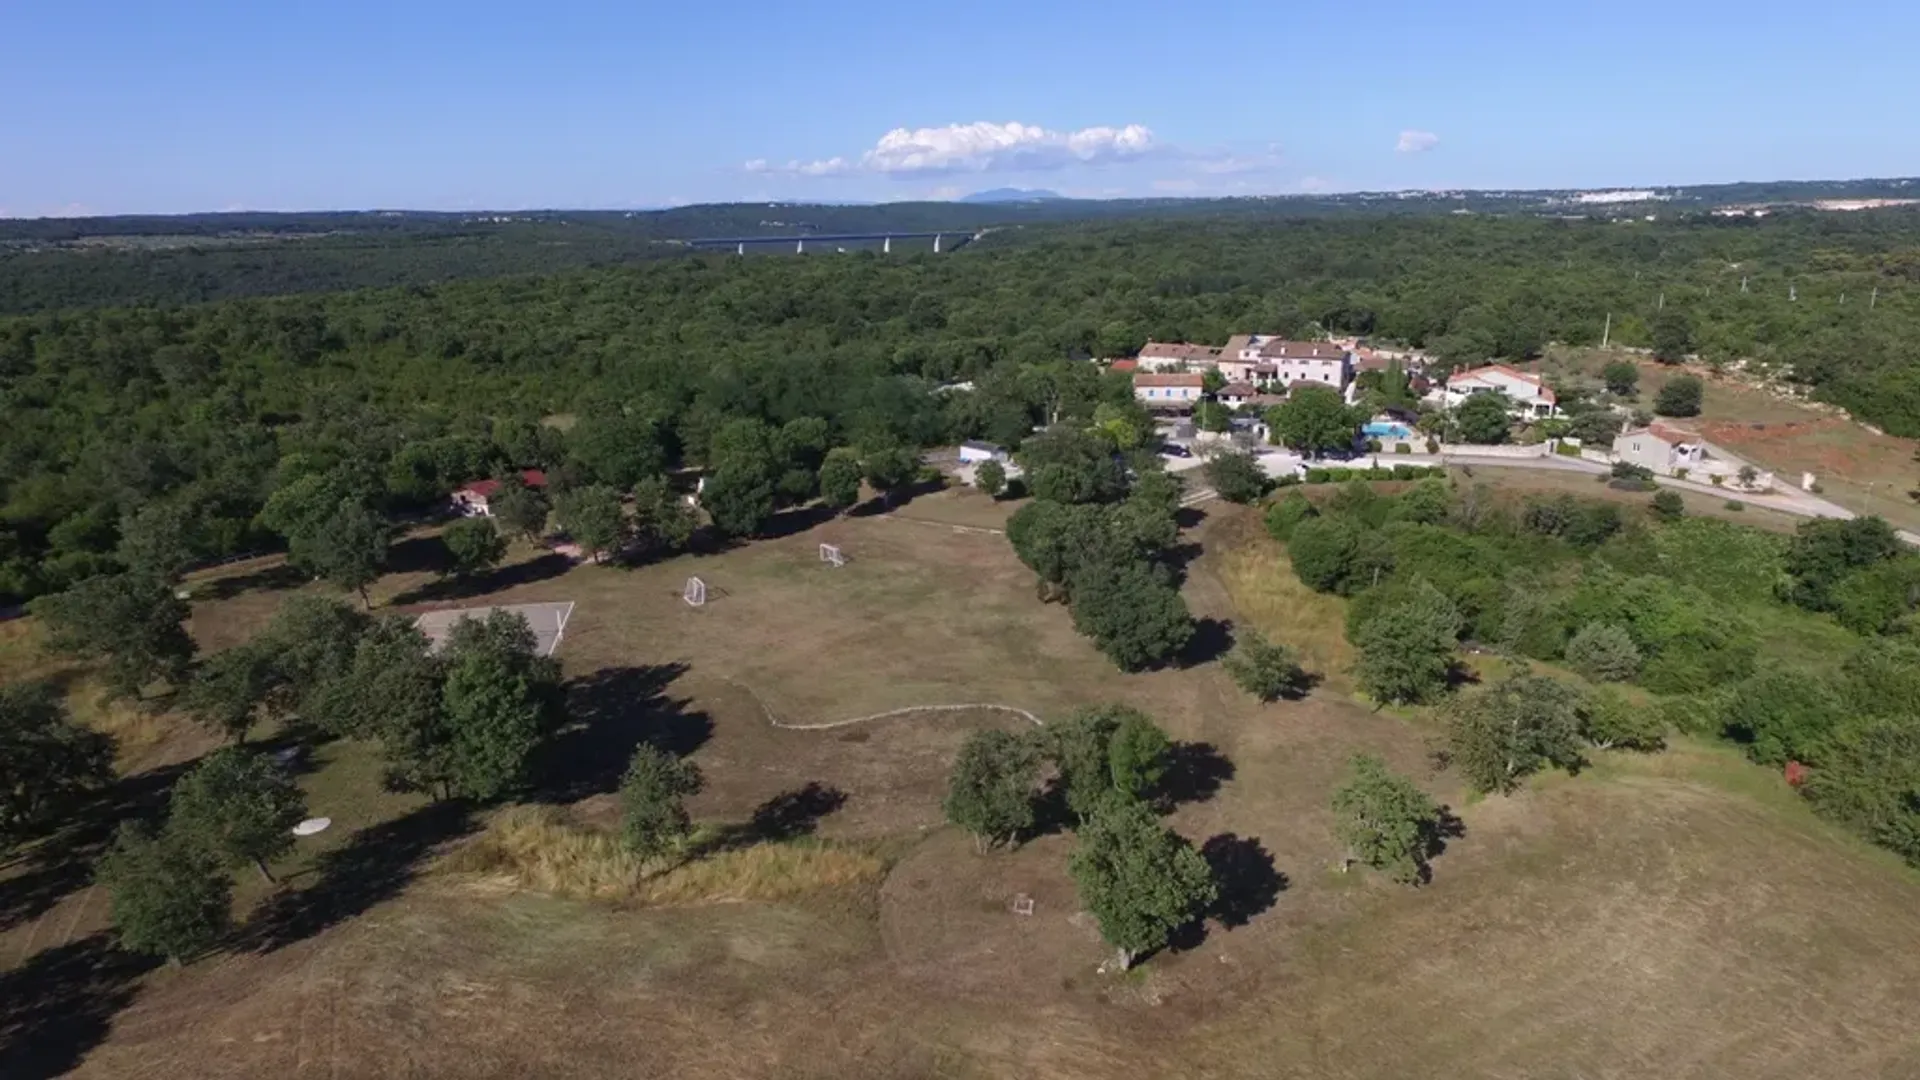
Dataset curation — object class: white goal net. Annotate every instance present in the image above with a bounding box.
[683,576,707,606]
[819,543,847,568]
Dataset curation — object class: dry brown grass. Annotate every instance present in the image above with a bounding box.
[15,502,1920,1080]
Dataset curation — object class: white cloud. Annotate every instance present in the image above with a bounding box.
[750,120,1158,177]
[1396,130,1440,154]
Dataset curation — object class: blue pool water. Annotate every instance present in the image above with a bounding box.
[1363,422,1414,438]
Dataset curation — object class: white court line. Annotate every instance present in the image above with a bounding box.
[551,601,575,654]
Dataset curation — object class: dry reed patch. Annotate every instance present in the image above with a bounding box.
[441,806,886,906]
[1211,518,1354,680]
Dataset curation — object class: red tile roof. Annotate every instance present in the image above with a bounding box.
[1139,341,1223,363]
[459,469,548,500]
[1109,358,1139,372]
[1259,340,1350,361]
[1219,382,1257,396]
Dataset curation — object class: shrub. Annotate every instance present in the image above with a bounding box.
[1654,374,1704,417]
[1650,490,1684,520]
[1710,474,1724,487]
[1394,443,1412,455]
[1425,438,1440,454]
[1263,493,1318,542]
[1674,467,1690,480]
[1564,622,1642,682]
[1555,440,1582,457]
[1304,468,1331,484]
[1327,468,1353,482]
[1724,499,1743,511]
[1365,437,1383,452]
[1222,630,1312,702]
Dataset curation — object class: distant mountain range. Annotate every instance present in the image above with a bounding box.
[959,188,1067,204]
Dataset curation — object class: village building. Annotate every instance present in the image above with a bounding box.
[1134,342,1223,371]
[1133,372,1205,410]
[1436,364,1560,418]
[451,469,548,517]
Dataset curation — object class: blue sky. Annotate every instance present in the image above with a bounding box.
[2,0,1915,215]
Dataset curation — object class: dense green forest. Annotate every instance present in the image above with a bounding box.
[4,209,1920,604]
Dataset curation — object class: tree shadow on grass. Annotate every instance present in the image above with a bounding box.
[382,533,450,576]
[387,552,574,606]
[1200,833,1287,928]
[698,782,847,853]
[1179,617,1234,667]
[1417,806,1468,885]
[1169,833,1287,955]
[1156,741,1235,809]
[1160,541,1206,586]
[533,663,708,804]
[756,504,841,540]
[1,759,198,935]
[0,931,159,1080]
[1173,505,1208,530]
[196,561,305,601]
[240,799,474,954]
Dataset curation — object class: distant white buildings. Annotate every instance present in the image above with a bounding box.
[957,440,1009,464]
[1433,364,1560,419]
[1610,423,1772,489]
[1133,372,1205,408]
[1135,342,1223,371]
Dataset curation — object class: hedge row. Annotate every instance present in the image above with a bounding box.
[1278,464,1448,486]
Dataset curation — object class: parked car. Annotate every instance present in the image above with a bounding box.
[1161,443,1193,458]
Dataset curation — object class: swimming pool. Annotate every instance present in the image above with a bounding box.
[1363,421,1414,439]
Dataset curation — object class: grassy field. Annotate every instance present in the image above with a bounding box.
[5,489,1920,1079]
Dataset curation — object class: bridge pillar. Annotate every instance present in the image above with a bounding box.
[882,235,891,254]
[933,233,942,254]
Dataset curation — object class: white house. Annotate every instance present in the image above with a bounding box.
[1217,382,1257,408]
[1611,423,1771,489]
[957,440,1009,464]
[450,469,548,517]
[1218,335,1350,389]
[1437,364,1560,419]
[1135,342,1223,371]
[1134,372,1205,410]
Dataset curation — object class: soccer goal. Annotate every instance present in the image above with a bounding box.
[683,576,707,607]
[819,543,847,568]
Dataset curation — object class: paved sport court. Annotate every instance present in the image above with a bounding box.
[413,601,575,657]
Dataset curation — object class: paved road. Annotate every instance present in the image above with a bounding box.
[1164,447,1919,545]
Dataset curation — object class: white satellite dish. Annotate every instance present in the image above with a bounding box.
[292,817,332,837]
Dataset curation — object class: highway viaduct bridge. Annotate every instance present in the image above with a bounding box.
[683,230,984,255]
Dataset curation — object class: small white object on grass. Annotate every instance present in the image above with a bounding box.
[292,817,332,837]
[1012,893,1035,916]
[819,543,846,567]
[683,576,707,607]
